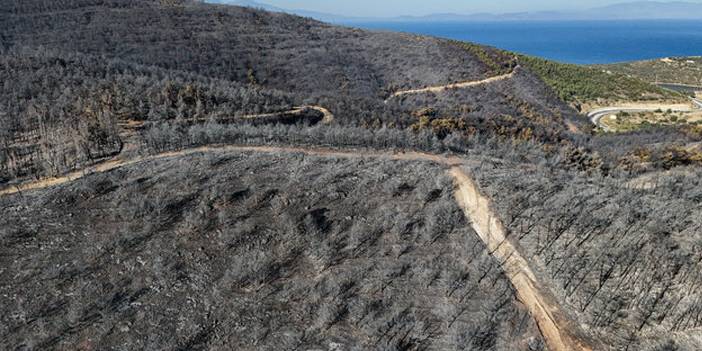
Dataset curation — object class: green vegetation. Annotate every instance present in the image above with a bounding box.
[600,57,702,88]
[516,55,680,106]
[448,41,679,107]
[601,110,702,132]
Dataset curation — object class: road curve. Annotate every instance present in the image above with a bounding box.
[587,102,696,132]
[0,146,460,197]
[240,105,334,124]
[0,144,596,350]
[117,106,334,129]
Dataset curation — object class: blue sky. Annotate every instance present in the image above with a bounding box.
[261,0,702,17]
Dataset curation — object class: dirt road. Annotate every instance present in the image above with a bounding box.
[450,168,595,351]
[386,70,516,101]
[0,144,595,350]
[0,146,456,196]
[115,105,334,130]
[240,105,334,124]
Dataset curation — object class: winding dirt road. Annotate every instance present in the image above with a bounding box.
[116,105,334,130]
[386,69,517,102]
[5,105,334,196]
[0,146,458,197]
[0,143,595,351]
[240,105,334,124]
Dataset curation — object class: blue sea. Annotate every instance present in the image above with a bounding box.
[342,20,702,64]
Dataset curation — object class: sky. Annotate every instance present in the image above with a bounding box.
[261,0,702,17]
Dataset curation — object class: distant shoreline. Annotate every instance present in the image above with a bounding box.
[343,20,702,65]
[340,18,702,24]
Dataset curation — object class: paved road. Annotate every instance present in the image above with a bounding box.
[657,82,702,94]
[588,101,698,132]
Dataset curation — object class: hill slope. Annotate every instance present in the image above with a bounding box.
[469,156,702,350]
[1,0,699,193]
[599,57,702,89]
[3,1,702,350]
[0,0,581,127]
[0,150,545,350]
[0,0,606,183]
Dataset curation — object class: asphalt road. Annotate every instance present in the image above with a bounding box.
[588,101,699,132]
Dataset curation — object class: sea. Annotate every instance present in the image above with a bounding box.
[340,20,702,64]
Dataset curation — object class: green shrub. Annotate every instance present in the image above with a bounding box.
[516,55,679,104]
[448,40,678,105]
